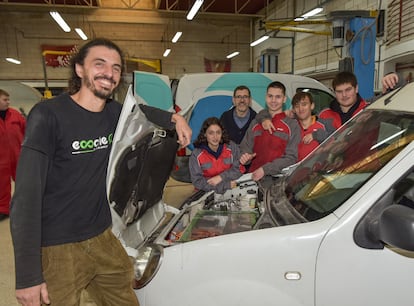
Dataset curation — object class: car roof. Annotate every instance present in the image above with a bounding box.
[174,72,333,114]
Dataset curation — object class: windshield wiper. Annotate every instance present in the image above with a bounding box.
[384,82,407,105]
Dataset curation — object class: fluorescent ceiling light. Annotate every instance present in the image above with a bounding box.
[294,17,305,21]
[50,11,71,32]
[75,28,88,40]
[163,48,171,57]
[226,51,240,59]
[172,31,182,43]
[301,7,323,18]
[250,35,270,47]
[186,0,204,20]
[6,57,21,65]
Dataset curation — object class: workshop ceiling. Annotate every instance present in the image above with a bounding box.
[1,0,100,7]
[1,0,274,16]
[158,0,275,15]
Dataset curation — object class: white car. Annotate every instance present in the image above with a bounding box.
[107,80,414,306]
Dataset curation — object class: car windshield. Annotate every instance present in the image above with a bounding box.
[282,109,414,222]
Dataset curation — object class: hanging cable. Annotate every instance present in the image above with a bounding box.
[347,19,376,65]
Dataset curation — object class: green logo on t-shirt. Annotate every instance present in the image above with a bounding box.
[71,133,113,154]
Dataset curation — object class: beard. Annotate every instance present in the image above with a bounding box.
[84,75,117,99]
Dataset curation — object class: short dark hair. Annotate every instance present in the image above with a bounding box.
[233,85,251,97]
[332,71,358,90]
[0,89,10,97]
[267,81,286,96]
[67,38,124,94]
[193,117,230,147]
[292,91,314,107]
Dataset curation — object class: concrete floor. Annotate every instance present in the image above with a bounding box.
[0,178,195,306]
[0,216,18,306]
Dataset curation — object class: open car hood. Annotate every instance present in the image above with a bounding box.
[106,83,177,255]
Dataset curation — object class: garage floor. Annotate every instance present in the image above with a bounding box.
[0,178,195,306]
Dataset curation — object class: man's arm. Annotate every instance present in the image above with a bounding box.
[138,104,191,147]
[10,103,54,305]
[255,109,275,133]
[313,118,336,143]
[171,113,192,147]
[255,109,271,122]
[11,147,48,289]
[382,72,406,93]
[262,119,300,175]
[138,104,174,128]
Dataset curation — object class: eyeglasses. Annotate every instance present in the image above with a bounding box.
[235,95,250,100]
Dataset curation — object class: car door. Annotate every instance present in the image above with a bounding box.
[315,144,414,306]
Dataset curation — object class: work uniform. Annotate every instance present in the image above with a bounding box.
[189,141,243,194]
[240,113,300,175]
[0,107,25,215]
[297,116,334,161]
[319,94,368,129]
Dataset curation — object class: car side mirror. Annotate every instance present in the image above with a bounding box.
[375,205,414,251]
[354,188,395,249]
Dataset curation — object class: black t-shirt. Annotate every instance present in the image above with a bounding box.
[23,93,121,246]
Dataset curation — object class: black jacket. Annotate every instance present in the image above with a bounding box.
[220,107,256,144]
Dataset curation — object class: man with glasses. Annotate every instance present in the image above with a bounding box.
[220,85,256,144]
[319,71,368,129]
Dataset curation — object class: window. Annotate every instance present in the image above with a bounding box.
[297,88,334,114]
[284,109,414,222]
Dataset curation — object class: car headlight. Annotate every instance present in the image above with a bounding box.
[133,243,163,289]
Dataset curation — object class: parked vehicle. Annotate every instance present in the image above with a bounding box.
[169,72,334,182]
[108,78,414,306]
